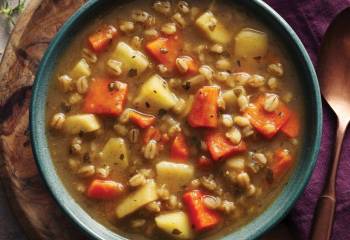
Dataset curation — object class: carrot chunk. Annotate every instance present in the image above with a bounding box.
[83,78,128,116]
[88,25,118,53]
[129,110,156,129]
[170,132,189,161]
[197,155,214,170]
[271,149,293,179]
[145,34,182,70]
[188,86,220,128]
[161,133,170,144]
[87,180,124,200]
[281,112,300,138]
[244,95,291,138]
[183,190,221,232]
[143,126,161,144]
[205,131,247,161]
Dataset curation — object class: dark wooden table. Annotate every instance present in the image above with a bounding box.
[0,2,29,239]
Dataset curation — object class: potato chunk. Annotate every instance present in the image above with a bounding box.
[234,28,268,58]
[195,11,231,44]
[111,42,149,77]
[70,58,91,79]
[63,114,100,134]
[156,161,194,193]
[134,75,178,112]
[155,211,193,239]
[115,180,158,218]
[101,138,128,169]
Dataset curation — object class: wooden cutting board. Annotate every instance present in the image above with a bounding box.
[0,0,294,239]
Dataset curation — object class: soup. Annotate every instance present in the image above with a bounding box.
[46,0,303,239]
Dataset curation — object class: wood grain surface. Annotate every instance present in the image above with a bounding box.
[0,0,86,239]
[0,1,295,239]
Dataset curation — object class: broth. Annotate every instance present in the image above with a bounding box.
[46,1,304,239]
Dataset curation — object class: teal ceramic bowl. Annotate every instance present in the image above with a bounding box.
[30,0,322,239]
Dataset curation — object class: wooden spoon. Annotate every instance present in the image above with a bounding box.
[311,7,350,240]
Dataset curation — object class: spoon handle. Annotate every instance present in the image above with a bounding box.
[311,195,335,240]
[310,119,348,240]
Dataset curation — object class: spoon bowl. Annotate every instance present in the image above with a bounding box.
[318,8,350,119]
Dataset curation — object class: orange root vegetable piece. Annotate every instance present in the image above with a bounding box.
[244,95,291,138]
[205,131,247,161]
[145,34,182,70]
[281,112,300,138]
[170,132,189,161]
[143,126,161,144]
[188,86,220,128]
[83,78,128,116]
[161,133,170,144]
[129,110,156,129]
[197,155,214,170]
[87,180,124,200]
[88,25,118,53]
[183,190,221,232]
[271,149,294,179]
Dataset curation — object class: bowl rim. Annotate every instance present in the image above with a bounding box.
[30,0,322,240]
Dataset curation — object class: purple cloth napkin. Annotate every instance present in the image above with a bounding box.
[264,1,350,239]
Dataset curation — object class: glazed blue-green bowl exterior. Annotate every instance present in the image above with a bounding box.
[30,0,322,239]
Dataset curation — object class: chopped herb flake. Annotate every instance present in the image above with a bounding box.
[182,81,191,90]
[172,229,182,235]
[208,24,216,31]
[83,153,90,162]
[266,168,274,184]
[61,102,71,113]
[128,68,138,77]
[158,109,167,117]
